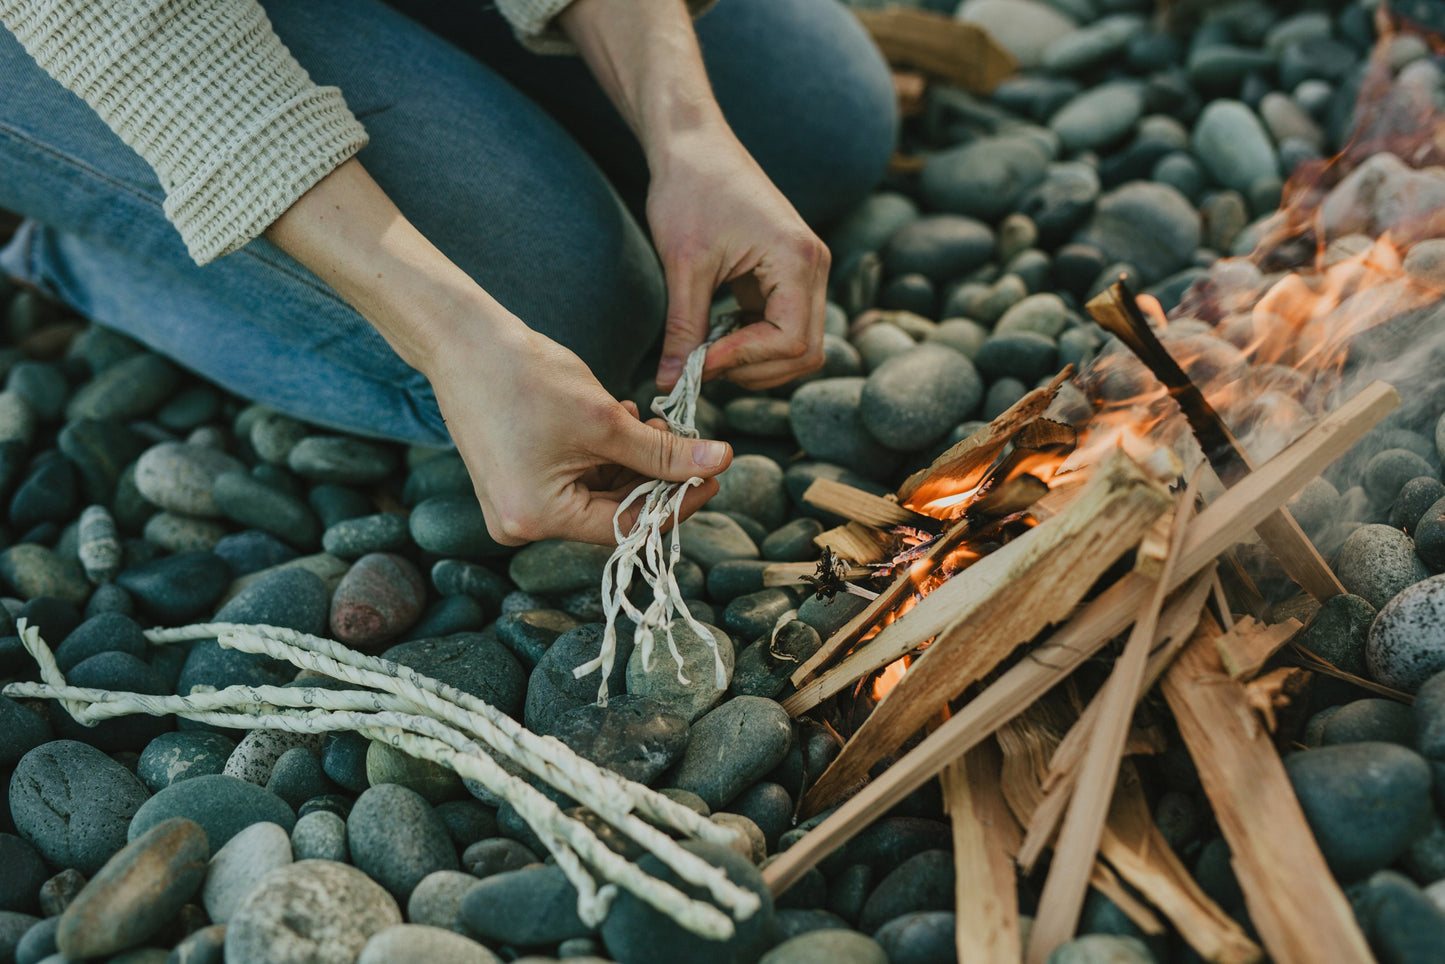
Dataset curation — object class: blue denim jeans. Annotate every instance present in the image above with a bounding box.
[0,0,895,445]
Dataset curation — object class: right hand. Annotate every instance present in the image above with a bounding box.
[424,311,733,546]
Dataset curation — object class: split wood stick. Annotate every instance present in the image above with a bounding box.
[761,381,1396,893]
[1020,576,1222,870]
[797,451,1172,803]
[853,7,1017,93]
[1090,863,1166,936]
[1161,613,1373,964]
[1086,284,1344,602]
[1216,617,1303,680]
[1027,482,1195,964]
[802,478,931,530]
[941,741,1021,964]
[898,368,1071,506]
[762,562,872,589]
[814,522,892,566]
[1102,767,1263,964]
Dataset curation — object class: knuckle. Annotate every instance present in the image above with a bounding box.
[783,335,811,360]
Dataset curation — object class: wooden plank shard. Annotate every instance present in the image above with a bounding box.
[854,6,1018,94]
[1161,614,1373,964]
[801,478,932,530]
[942,741,1021,964]
[801,448,1173,812]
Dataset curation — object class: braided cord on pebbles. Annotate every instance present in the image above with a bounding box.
[6,618,759,939]
[575,331,729,702]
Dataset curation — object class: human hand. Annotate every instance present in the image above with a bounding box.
[647,121,830,392]
[427,316,732,546]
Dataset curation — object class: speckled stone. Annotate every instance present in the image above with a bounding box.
[224,860,402,964]
[128,774,295,851]
[407,870,482,933]
[10,740,152,875]
[54,817,207,960]
[626,619,736,723]
[347,784,460,902]
[290,810,348,863]
[329,553,426,649]
[224,731,324,787]
[1335,524,1430,611]
[1369,574,1445,692]
[321,513,410,560]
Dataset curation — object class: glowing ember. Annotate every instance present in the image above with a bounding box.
[871,657,909,701]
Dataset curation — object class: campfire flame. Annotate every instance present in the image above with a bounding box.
[856,9,1445,707]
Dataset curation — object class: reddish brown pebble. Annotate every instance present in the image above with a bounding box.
[329,552,426,649]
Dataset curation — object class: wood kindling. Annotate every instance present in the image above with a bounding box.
[1085,283,1344,602]
[941,740,1022,964]
[813,522,893,566]
[853,6,1017,93]
[801,478,932,530]
[1215,617,1304,681]
[798,450,1174,810]
[1162,613,1373,964]
[760,381,1397,896]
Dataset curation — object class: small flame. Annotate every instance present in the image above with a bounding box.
[872,657,909,701]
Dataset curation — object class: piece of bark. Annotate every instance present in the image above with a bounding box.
[1161,613,1373,964]
[1027,485,1194,963]
[802,478,931,530]
[941,741,1021,964]
[897,369,1071,506]
[760,381,1397,894]
[855,6,1018,94]
[797,450,1172,808]
[1215,616,1302,680]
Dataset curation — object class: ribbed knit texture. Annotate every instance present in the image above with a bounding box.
[0,0,369,264]
[499,0,717,53]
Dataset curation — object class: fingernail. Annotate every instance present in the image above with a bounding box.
[658,357,683,383]
[693,440,728,469]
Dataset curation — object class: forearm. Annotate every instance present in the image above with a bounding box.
[263,159,521,374]
[557,0,729,169]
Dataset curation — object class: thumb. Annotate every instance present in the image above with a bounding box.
[658,259,715,390]
[607,417,732,483]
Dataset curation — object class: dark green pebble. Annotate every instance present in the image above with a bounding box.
[307,484,374,529]
[14,913,58,964]
[775,909,850,942]
[65,353,179,422]
[858,850,954,934]
[705,559,773,603]
[826,864,872,926]
[797,592,869,640]
[248,411,310,465]
[0,439,29,505]
[128,774,295,850]
[286,435,396,485]
[9,455,75,532]
[401,595,487,641]
[110,462,157,533]
[871,911,954,964]
[6,361,69,421]
[348,783,459,902]
[725,397,792,438]
[250,462,305,499]
[321,513,409,559]
[0,834,47,914]
[10,739,151,875]
[1353,870,1445,964]
[382,631,526,720]
[550,695,690,787]
[402,453,471,505]
[116,551,230,623]
[761,518,824,562]
[321,732,371,794]
[0,544,89,605]
[725,588,798,641]
[494,609,579,669]
[430,559,509,612]
[728,781,793,852]
[54,612,146,672]
[783,462,889,520]
[462,864,589,946]
[212,470,320,549]
[0,696,51,768]
[59,416,148,502]
[54,651,170,751]
[297,793,354,821]
[1414,495,1445,571]
[1320,698,1414,746]
[17,597,78,645]
[432,800,497,850]
[155,385,221,432]
[461,837,537,879]
[524,623,634,734]
[84,583,133,621]
[974,332,1059,384]
[136,731,235,791]
[668,696,793,810]
[265,747,335,811]
[212,530,298,576]
[822,817,950,879]
[1389,476,1445,534]
[409,494,511,560]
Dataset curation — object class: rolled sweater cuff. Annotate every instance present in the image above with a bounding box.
[0,0,369,265]
[499,0,718,53]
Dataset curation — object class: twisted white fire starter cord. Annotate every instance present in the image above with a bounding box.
[4,618,761,939]
[574,327,733,703]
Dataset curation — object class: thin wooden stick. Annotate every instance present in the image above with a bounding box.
[814,522,893,566]
[762,562,872,589]
[802,478,932,530]
[1027,480,1195,963]
[797,452,1172,805]
[761,381,1396,893]
[1162,613,1373,964]
[1216,617,1302,680]
[942,740,1021,964]
[1087,283,1344,602]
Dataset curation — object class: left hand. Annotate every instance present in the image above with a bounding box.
[647,120,830,392]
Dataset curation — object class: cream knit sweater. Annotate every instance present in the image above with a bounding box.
[0,0,702,265]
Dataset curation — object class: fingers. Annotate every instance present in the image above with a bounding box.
[658,258,717,391]
[705,237,828,387]
[601,411,733,483]
[612,476,719,536]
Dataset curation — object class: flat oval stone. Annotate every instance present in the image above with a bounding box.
[116,551,231,624]
[212,471,321,549]
[213,530,299,576]
[60,418,149,506]
[365,741,465,805]
[409,494,511,560]
[710,455,789,531]
[66,354,179,422]
[860,346,983,453]
[56,817,208,960]
[202,821,292,924]
[0,544,89,605]
[1074,180,1201,285]
[461,864,590,946]
[11,740,151,875]
[669,696,793,810]
[1191,99,1280,196]
[858,849,954,933]
[348,784,459,903]
[142,511,227,554]
[430,559,508,611]
[600,841,775,964]
[551,695,690,786]
[883,215,995,283]
[0,695,53,768]
[291,810,348,863]
[286,436,396,485]
[321,513,410,560]
[53,612,147,673]
[403,453,471,505]
[760,930,888,964]
[381,630,527,719]
[1320,698,1414,746]
[675,512,761,571]
[137,731,235,791]
[508,539,613,595]
[626,619,735,722]
[249,411,310,466]
[789,379,899,482]
[462,837,538,879]
[524,623,633,734]
[872,910,954,964]
[329,552,426,649]
[1368,574,1445,692]
[0,834,47,914]
[359,924,499,964]
[407,869,481,932]
[1335,524,1430,611]
[1285,741,1432,880]
[1046,934,1156,963]
[132,442,244,518]
[224,859,401,964]
[128,774,296,851]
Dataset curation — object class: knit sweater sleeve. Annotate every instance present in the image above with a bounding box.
[0,0,369,265]
[497,0,717,54]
